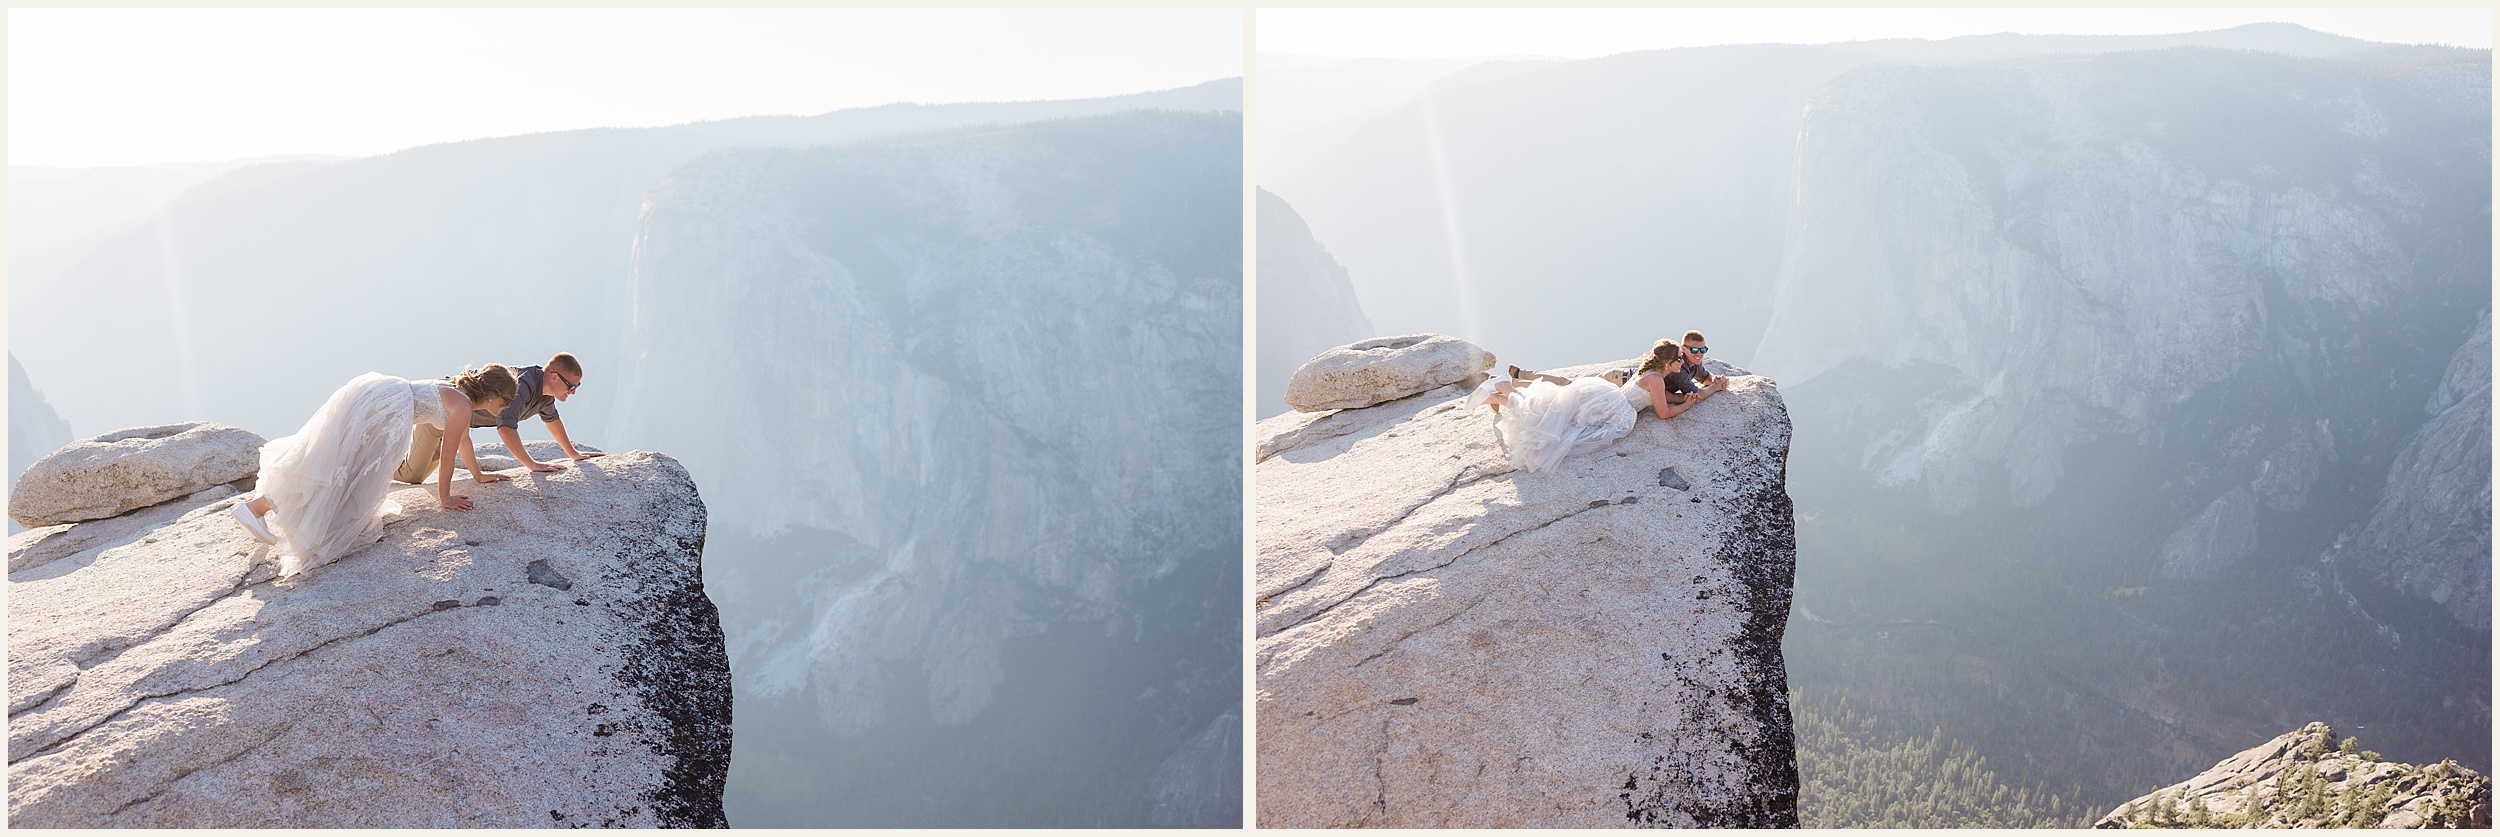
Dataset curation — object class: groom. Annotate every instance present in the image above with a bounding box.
[393,352,605,484]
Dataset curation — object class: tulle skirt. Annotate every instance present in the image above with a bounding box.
[1495,377,1640,472]
[257,373,417,577]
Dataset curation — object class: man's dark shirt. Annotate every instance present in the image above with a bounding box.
[1663,368,1702,397]
[466,365,561,429]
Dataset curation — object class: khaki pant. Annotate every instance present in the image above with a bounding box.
[394,423,448,484]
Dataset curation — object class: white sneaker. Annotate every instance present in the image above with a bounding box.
[231,502,277,544]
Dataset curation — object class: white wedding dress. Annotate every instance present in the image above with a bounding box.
[256,374,448,577]
[1474,375,1652,473]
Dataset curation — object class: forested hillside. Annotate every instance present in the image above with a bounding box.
[1795,693,2093,828]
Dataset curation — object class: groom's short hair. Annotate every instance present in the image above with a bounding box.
[1682,330,1707,344]
[547,352,584,377]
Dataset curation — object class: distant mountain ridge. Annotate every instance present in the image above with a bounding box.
[668,78,1241,145]
[1838,21,2407,64]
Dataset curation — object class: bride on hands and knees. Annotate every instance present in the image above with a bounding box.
[1468,339,1725,472]
[229,365,520,577]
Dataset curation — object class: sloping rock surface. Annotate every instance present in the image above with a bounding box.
[2094,722,2491,828]
[11,422,263,527]
[1255,357,1798,828]
[7,449,729,828]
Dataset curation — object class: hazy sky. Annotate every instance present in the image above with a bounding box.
[1259,8,2491,60]
[10,8,1242,168]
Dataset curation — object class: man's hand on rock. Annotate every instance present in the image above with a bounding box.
[476,473,512,484]
[442,494,475,511]
[527,461,566,473]
[571,451,606,461]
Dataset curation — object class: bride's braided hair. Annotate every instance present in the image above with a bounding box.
[1632,339,1682,378]
[451,364,520,407]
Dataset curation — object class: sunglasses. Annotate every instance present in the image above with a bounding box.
[555,372,581,393]
[1688,345,1709,355]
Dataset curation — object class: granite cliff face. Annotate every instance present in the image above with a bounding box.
[1758,48,2490,520]
[8,354,74,536]
[1255,355,1797,828]
[1256,189,1373,417]
[7,447,729,827]
[2354,314,2491,630]
[613,110,1242,826]
[9,354,72,485]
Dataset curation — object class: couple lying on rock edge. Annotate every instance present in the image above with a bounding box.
[228,352,602,578]
[1468,331,1728,473]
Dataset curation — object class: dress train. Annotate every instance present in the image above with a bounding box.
[255,373,422,576]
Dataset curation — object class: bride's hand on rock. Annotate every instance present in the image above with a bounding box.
[441,494,475,511]
[476,473,512,484]
[527,461,566,473]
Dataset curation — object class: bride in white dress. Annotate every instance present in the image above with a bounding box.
[229,365,519,577]
[1468,340,1724,472]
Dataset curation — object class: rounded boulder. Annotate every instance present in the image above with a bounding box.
[1283,334,1494,412]
[10,422,266,527]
